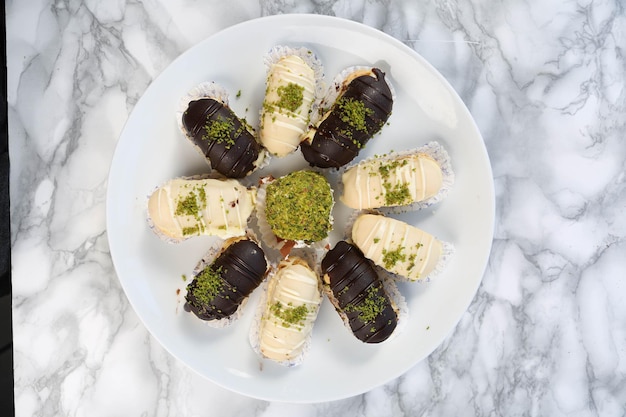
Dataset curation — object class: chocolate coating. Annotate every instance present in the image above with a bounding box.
[301,68,393,168]
[321,241,397,343]
[185,239,267,321]
[182,99,261,178]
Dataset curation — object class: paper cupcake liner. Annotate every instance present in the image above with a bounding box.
[336,141,455,214]
[248,257,322,367]
[184,231,267,328]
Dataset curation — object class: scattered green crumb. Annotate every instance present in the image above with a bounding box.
[271,301,308,328]
[383,181,411,206]
[265,171,333,242]
[181,226,200,236]
[187,266,224,307]
[336,97,373,132]
[236,90,242,98]
[203,117,236,148]
[344,286,386,323]
[181,274,187,282]
[175,193,200,217]
[382,246,406,269]
[276,83,305,112]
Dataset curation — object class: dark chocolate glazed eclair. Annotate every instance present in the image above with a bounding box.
[321,240,398,343]
[182,98,263,178]
[301,68,393,169]
[185,238,268,322]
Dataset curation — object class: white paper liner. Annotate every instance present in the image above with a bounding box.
[184,231,267,328]
[175,81,268,174]
[146,174,256,244]
[343,210,455,282]
[321,261,408,344]
[336,141,455,213]
[248,257,322,367]
[254,174,334,258]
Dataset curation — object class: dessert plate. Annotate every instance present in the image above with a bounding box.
[107,14,495,403]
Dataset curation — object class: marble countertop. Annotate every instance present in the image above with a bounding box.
[8,0,626,415]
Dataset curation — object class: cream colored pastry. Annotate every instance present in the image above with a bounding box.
[351,214,442,280]
[260,55,316,157]
[258,257,322,363]
[147,177,256,240]
[340,153,443,210]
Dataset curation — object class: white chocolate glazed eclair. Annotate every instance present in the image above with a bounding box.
[260,55,317,157]
[257,257,322,364]
[147,177,256,241]
[351,214,443,281]
[340,153,443,210]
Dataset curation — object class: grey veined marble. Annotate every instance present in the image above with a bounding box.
[8,0,626,416]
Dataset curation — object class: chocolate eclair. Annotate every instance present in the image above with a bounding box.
[321,241,398,343]
[301,67,393,168]
[185,238,268,323]
[182,98,263,178]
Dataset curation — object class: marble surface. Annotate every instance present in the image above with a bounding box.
[7,0,626,415]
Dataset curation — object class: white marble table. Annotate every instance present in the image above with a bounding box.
[8,0,626,415]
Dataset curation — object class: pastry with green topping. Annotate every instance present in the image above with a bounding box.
[260,47,321,157]
[147,177,256,242]
[252,257,322,366]
[301,67,393,168]
[258,170,334,256]
[185,237,268,326]
[178,82,265,178]
[321,241,402,343]
[351,213,446,281]
[340,152,443,210]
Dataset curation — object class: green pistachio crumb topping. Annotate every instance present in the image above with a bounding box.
[203,117,236,148]
[382,246,406,269]
[188,266,224,307]
[345,286,386,323]
[174,185,210,235]
[276,83,305,112]
[265,171,333,242]
[383,181,411,206]
[270,301,308,328]
[175,193,200,217]
[337,97,373,133]
[182,226,201,236]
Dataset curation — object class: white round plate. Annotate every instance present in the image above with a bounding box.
[107,14,495,403]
